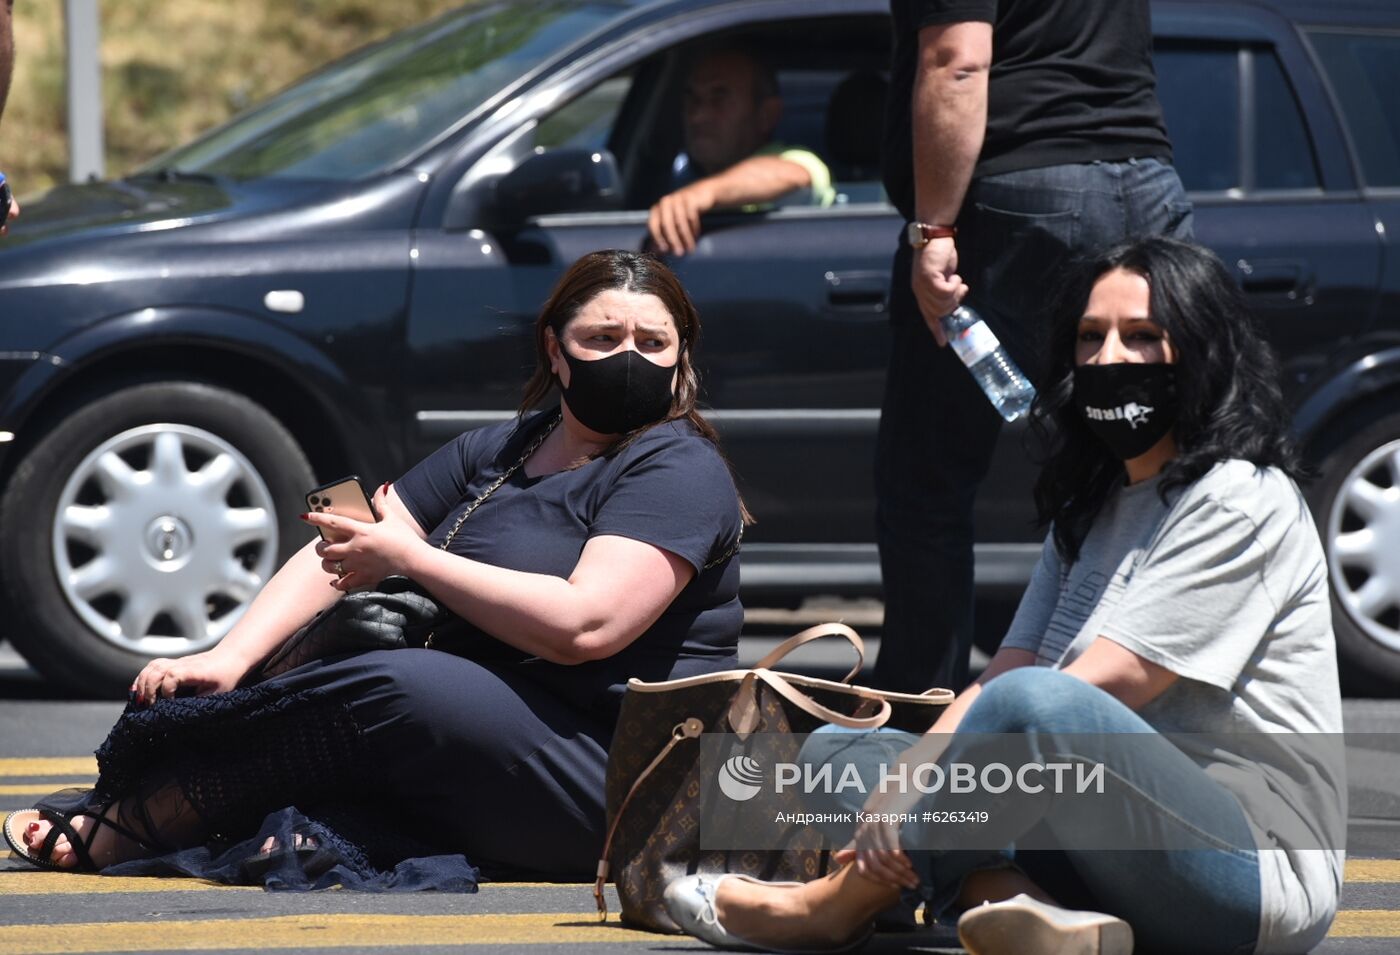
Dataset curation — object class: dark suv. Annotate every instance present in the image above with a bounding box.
[1,0,1398,695]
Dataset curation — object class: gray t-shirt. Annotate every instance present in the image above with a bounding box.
[1002,460,1345,954]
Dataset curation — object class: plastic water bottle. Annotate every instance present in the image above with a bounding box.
[939,305,1036,422]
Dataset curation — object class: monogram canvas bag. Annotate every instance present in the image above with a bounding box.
[593,624,952,932]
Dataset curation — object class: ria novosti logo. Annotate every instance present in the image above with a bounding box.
[715,751,1105,801]
[717,755,765,801]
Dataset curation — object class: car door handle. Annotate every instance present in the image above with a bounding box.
[824,271,888,314]
[1237,258,1313,302]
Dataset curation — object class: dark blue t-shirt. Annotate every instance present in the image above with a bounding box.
[393,412,743,718]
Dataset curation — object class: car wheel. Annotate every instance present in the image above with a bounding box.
[0,381,315,697]
[1311,407,1400,694]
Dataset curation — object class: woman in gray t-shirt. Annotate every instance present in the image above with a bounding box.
[664,237,1344,955]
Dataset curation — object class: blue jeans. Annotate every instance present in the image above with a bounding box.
[873,158,1194,694]
[799,668,1260,955]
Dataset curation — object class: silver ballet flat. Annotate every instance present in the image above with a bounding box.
[663,873,873,953]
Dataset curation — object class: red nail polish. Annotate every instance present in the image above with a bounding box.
[298,513,309,520]
[27,822,38,834]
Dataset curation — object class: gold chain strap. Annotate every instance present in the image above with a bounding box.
[437,412,739,567]
[437,414,561,552]
[703,521,742,571]
[422,415,559,650]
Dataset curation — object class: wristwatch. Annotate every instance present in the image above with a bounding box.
[906,222,958,248]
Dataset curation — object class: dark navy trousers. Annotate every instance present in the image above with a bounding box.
[279,648,612,879]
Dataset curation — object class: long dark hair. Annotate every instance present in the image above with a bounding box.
[1031,236,1301,562]
[520,249,752,523]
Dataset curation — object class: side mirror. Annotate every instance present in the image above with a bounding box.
[493,148,622,222]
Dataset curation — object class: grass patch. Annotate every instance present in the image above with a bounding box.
[2,0,468,197]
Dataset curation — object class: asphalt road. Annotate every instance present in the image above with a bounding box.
[2,637,1399,954]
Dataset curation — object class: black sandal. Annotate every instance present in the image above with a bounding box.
[3,788,159,872]
[240,829,338,882]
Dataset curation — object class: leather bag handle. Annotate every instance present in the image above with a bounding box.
[751,623,865,684]
[753,668,891,729]
[594,716,705,922]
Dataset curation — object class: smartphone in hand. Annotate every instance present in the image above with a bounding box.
[305,475,379,542]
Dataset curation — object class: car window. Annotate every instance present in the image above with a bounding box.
[500,14,893,217]
[1154,41,1319,194]
[1254,50,1320,191]
[1308,30,1400,188]
[777,68,889,205]
[659,63,888,208]
[534,72,635,152]
[144,2,621,182]
[525,60,890,214]
[1154,42,1240,192]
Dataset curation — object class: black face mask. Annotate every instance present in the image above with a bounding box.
[560,346,677,435]
[1073,363,1179,461]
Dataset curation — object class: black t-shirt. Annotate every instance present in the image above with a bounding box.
[393,412,743,718]
[883,0,1174,220]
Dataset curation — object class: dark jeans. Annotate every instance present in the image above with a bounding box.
[800,668,1261,955]
[873,158,1194,694]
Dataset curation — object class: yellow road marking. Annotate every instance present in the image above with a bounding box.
[1346,859,1400,883]
[1330,909,1400,938]
[0,783,96,796]
[4,862,1395,892]
[0,871,586,895]
[490,882,596,888]
[0,871,254,894]
[0,856,1394,890]
[0,759,98,778]
[0,913,658,953]
[0,910,1391,952]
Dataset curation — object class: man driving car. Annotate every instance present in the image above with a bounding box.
[648,46,833,255]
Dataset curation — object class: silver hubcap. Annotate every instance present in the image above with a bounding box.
[1328,437,1400,654]
[53,424,279,655]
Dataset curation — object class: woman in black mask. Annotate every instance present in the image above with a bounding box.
[6,251,748,889]
[664,237,1342,955]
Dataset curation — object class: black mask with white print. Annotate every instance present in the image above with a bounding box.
[1073,362,1179,460]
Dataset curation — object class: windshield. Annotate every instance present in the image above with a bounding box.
[139,1,625,182]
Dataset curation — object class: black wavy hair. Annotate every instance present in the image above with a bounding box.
[1030,236,1302,563]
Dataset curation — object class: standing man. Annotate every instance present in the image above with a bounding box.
[1,0,19,236]
[873,0,1192,693]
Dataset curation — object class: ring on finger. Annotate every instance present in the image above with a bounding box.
[335,560,345,576]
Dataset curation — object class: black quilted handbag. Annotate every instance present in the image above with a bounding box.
[252,575,453,680]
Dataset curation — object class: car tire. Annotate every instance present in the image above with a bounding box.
[0,381,315,697]
[1308,406,1400,695]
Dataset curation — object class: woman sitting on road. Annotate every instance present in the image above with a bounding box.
[664,237,1345,955]
[4,250,746,886]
